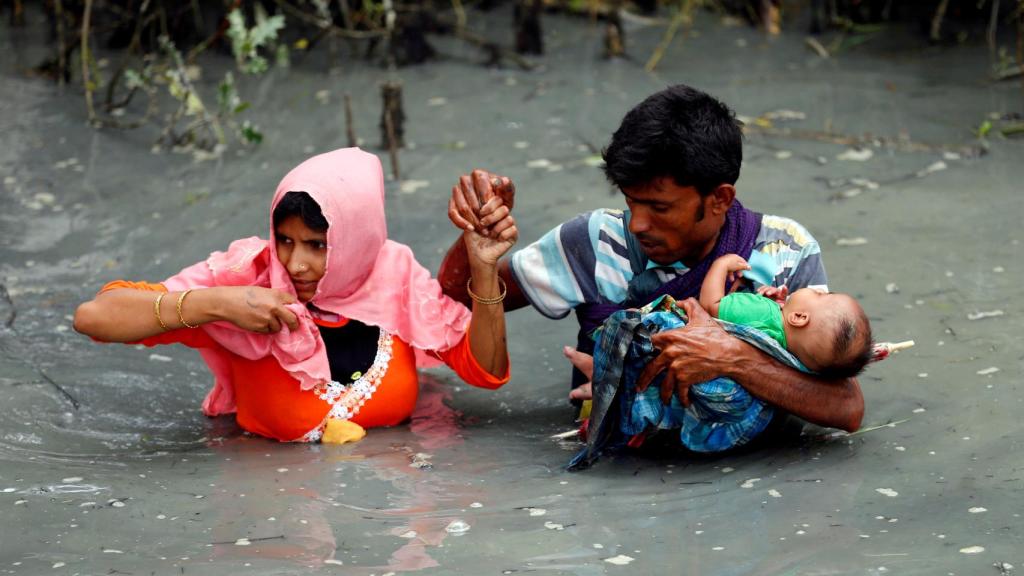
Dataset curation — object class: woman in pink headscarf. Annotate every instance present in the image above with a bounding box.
[74,148,517,443]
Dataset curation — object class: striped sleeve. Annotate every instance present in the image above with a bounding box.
[510,210,634,318]
[753,215,828,292]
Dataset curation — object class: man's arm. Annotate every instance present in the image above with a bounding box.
[636,298,864,432]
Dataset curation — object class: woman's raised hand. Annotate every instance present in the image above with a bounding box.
[216,286,300,334]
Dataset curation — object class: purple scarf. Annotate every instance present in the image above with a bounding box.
[574,200,761,359]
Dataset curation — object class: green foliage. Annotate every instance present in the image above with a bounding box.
[976,120,993,138]
[227,6,286,75]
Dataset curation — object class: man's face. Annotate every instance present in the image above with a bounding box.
[622,176,728,266]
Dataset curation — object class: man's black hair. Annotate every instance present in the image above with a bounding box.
[272,191,328,233]
[817,307,874,380]
[602,84,743,196]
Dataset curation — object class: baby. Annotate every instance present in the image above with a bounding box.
[699,254,873,379]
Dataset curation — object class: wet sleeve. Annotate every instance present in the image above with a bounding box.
[785,240,828,292]
[509,211,600,319]
[97,280,217,349]
[434,334,510,390]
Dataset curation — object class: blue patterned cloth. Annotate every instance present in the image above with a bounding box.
[570,296,811,470]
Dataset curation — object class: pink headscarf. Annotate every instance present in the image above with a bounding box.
[163,148,471,416]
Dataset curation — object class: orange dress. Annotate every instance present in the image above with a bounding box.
[100,281,509,441]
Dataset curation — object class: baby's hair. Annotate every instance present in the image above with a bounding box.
[816,299,873,380]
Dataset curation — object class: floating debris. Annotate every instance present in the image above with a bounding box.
[837,148,873,162]
[102,549,124,554]
[775,151,793,160]
[276,468,289,473]
[526,159,552,169]
[712,546,726,551]
[445,520,471,534]
[603,554,635,566]
[721,467,735,474]
[427,97,448,107]
[768,489,782,498]
[875,488,899,498]
[399,180,430,195]
[976,367,1000,376]
[959,546,985,554]
[740,478,761,489]
[234,538,251,546]
[943,151,961,161]
[836,237,869,246]
[885,283,899,294]
[149,354,172,362]
[525,507,547,517]
[839,188,862,199]
[315,90,330,104]
[969,507,988,514]
[324,559,343,565]
[399,530,417,539]
[62,477,83,483]
[470,502,483,508]
[763,110,806,121]
[967,310,1004,321]
[913,408,926,413]
[409,453,433,470]
[52,562,65,568]
[544,521,565,530]
[916,161,947,177]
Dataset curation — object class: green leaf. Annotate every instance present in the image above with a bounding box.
[240,121,263,144]
[977,120,993,138]
[123,69,147,90]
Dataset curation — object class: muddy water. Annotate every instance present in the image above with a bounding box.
[1,6,1022,575]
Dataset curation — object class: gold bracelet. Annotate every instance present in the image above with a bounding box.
[176,289,199,329]
[466,276,507,305]
[154,292,169,331]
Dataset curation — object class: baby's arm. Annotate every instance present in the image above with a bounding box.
[698,255,751,317]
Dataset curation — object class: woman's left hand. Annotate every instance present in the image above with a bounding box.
[464,198,518,267]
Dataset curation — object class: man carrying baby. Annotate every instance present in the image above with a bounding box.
[440,83,864,439]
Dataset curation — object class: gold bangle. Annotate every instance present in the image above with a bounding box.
[466,276,507,305]
[176,289,198,329]
[154,292,169,331]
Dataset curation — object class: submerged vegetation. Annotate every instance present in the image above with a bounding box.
[5,0,1022,156]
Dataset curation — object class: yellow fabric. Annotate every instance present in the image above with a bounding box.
[322,419,367,444]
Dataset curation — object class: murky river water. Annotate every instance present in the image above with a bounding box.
[1,5,1022,575]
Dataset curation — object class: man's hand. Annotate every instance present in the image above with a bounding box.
[563,346,594,401]
[448,169,516,237]
[635,298,744,406]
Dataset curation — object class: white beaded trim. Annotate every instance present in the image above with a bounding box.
[296,329,393,443]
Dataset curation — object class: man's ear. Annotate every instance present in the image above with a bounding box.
[708,184,736,216]
[786,309,810,327]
